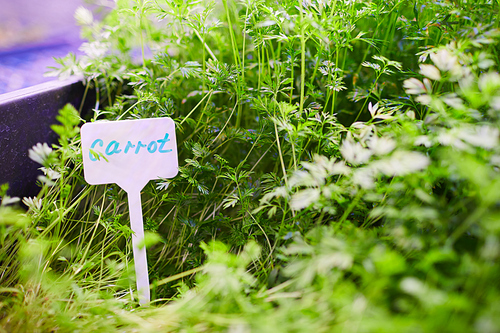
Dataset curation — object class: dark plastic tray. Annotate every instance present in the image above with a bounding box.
[0,77,94,198]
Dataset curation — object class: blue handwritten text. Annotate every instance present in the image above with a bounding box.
[89,132,172,161]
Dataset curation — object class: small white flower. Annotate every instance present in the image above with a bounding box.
[437,130,468,150]
[367,102,393,120]
[372,151,430,176]
[403,78,426,95]
[423,78,433,91]
[22,197,43,211]
[400,277,425,295]
[414,135,432,148]
[478,72,500,93]
[490,155,500,167]
[350,122,367,129]
[406,110,416,120]
[400,276,446,306]
[289,170,319,187]
[362,62,381,71]
[368,102,379,118]
[368,136,396,156]
[319,252,353,271]
[341,136,372,165]
[416,94,432,106]
[1,196,20,206]
[259,186,288,204]
[458,125,499,150]
[418,52,429,63]
[39,167,61,180]
[458,73,474,92]
[352,295,368,313]
[330,161,351,175]
[290,188,320,211]
[352,168,375,189]
[28,143,53,165]
[477,52,495,69]
[442,94,464,109]
[156,180,170,191]
[419,64,441,81]
[74,6,93,26]
[490,97,500,111]
[430,48,463,81]
[37,175,56,186]
[79,41,109,59]
[430,49,458,72]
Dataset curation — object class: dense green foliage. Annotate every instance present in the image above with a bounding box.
[2,0,500,331]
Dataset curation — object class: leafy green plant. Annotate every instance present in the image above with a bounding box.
[1,0,500,331]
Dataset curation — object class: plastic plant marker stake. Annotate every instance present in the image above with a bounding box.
[128,189,149,303]
[80,118,178,305]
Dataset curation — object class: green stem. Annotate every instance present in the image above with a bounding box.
[152,266,203,288]
[222,0,240,67]
[179,90,213,126]
[298,1,307,114]
[274,122,288,187]
[338,190,363,227]
[353,71,383,123]
[193,29,218,62]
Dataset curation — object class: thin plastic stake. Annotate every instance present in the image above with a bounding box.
[128,190,150,304]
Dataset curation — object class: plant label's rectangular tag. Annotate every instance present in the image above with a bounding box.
[80,117,178,305]
[81,117,178,193]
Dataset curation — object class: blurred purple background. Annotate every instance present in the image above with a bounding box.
[0,0,84,94]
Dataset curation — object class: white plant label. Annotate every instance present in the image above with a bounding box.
[81,117,178,304]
